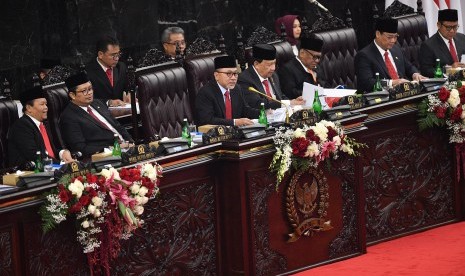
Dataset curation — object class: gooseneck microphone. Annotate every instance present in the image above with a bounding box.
[247,86,288,106]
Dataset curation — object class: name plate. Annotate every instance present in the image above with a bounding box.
[56,161,92,179]
[389,82,420,100]
[334,95,365,110]
[290,109,317,128]
[202,126,238,144]
[448,69,465,82]
[122,144,157,164]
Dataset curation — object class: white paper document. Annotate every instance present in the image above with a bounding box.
[302,82,357,109]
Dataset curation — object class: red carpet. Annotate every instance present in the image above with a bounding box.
[294,222,465,276]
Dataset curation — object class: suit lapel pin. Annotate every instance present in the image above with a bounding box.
[395,56,398,60]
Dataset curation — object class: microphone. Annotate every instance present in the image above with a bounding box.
[247,86,288,106]
[307,0,328,12]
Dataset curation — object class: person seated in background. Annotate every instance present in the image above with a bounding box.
[195,56,260,127]
[86,34,128,107]
[355,17,427,92]
[275,15,301,56]
[39,58,61,80]
[60,72,134,158]
[238,44,304,110]
[420,9,465,77]
[8,86,73,166]
[278,35,326,99]
[161,26,186,59]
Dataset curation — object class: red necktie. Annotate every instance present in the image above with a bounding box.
[39,123,55,159]
[384,51,399,80]
[106,68,113,87]
[224,90,232,119]
[449,39,459,63]
[262,79,272,98]
[87,107,111,130]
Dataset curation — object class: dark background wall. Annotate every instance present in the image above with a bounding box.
[0,0,386,98]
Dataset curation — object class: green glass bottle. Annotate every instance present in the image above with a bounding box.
[313,89,322,115]
[34,151,43,173]
[373,72,383,92]
[258,102,268,127]
[434,59,443,78]
[182,118,191,146]
[112,134,121,157]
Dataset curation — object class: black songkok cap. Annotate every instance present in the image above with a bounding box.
[214,56,237,69]
[375,18,398,33]
[300,36,324,52]
[40,58,61,70]
[65,72,90,91]
[253,44,277,60]
[438,9,458,22]
[19,86,46,106]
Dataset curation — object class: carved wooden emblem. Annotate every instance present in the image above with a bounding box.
[286,167,333,242]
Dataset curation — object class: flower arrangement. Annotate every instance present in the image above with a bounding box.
[39,162,162,274]
[270,120,364,186]
[418,81,465,143]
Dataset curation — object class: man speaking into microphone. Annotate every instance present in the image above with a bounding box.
[238,44,305,110]
[195,56,260,127]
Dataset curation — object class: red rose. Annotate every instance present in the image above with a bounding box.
[435,106,447,119]
[306,129,320,144]
[459,86,465,95]
[438,87,450,102]
[291,137,310,157]
[450,106,463,122]
[59,189,71,203]
[327,126,338,140]
[78,195,91,206]
[69,202,82,213]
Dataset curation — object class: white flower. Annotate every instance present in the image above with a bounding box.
[94,209,101,217]
[341,144,354,155]
[68,179,84,198]
[138,186,149,197]
[133,205,144,215]
[333,136,341,146]
[88,204,96,214]
[130,184,141,194]
[92,197,103,207]
[81,220,90,228]
[142,163,158,180]
[313,124,328,142]
[141,196,149,205]
[306,142,320,157]
[293,128,305,138]
[448,89,460,108]
[100,167,121,180]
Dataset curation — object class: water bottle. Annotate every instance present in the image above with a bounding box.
[112,134,121,156]
[434,59,443,78]
[182,118,191,146]
[312,89,322,115]
[373,72,383,92]
[34,151,44,173]
[258,102,268,127]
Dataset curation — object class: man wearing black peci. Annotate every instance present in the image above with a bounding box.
[195,56,260,127]
[355,17,427,92]
[238,44,304,109]
[60,72,134,158]
[85,35,129,107]
[8,86,73,166]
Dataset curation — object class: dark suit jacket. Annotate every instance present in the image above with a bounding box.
[277,57,321,100]
[419,32,465,77]
[195,80,260,126]
[237,66,287,110]
[355,42,418,92]
[8,115,60,166]
[59,99,133,157]
[86,59,128,101]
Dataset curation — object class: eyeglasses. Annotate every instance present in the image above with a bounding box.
[441,23,459,31]
[216,71,239,78]
[107,52,122,60]
[382,33,399,40]
[304,50,322,61]
[164,40,186,46]
[75,86,93,95]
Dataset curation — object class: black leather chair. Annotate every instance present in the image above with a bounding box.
[313,28,359,88]
[0,100,19,169]
[136,61,193,139]
[395,14,429,69]
[184,52,224,114]
[43,82,69,149]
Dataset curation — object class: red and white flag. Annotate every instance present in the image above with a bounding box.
[385,0,464,36]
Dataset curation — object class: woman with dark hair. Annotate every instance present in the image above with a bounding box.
[275,15,301,56]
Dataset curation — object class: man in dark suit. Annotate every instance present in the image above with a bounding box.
[195,56,260,126]
[8,86,73,166]
[85,35,128,106]
[278,35,325,99]
[238,44,304,109]
[420,9,465,77]
[161,27,186,59]
[355,17,427,92]
[60,72,134,158]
